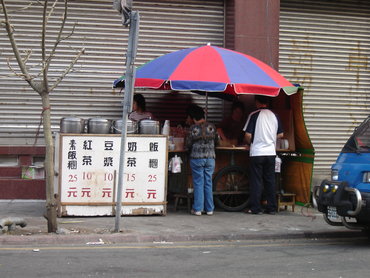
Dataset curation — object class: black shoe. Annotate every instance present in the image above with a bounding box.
[264,210,276,215]
[245,209,263,215]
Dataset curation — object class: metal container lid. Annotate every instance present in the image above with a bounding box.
[61,117,84,122]
[140,119,159,124]
[114,119,136,125]
[113,119,138,134]
[88,118,110,123]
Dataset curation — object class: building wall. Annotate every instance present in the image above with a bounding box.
[279,0,370,182]
[226,0,280,69]
[0,0,225,199]
[0,0,225,146]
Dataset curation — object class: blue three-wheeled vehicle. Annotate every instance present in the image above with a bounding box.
[314,116,370,231]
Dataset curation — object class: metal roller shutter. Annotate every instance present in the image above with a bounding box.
[0,0,225,145]
[279,0,370,177]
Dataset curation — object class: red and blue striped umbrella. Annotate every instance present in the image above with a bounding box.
[113,45,299,97]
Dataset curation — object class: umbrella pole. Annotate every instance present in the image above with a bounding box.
[205,92,208,121]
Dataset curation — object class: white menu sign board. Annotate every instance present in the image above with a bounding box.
[57,134,167,216]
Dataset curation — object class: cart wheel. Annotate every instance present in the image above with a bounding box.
[213,165,249,212]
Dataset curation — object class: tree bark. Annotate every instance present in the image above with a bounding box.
[41,93,57,233]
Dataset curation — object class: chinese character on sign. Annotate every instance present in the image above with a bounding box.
[81,187,91,197]
[104,141,114,151]
[68,151,77,160]
[67,160,78,170]
[83,140,93,150]
[69,140,76,150]
[128,142,137,152]
[147,189,157,199]
[102,188,112,198]
[104,157,113,167]
[127,157,136,167]
[82,156,92,166]
[67,187,78,198]
[67,140,78,170]
[149,142,158,152]
[149,159,158,168]
[125,188,135,198]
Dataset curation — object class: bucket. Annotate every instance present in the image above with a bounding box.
[139,119,160,134]
[113,119,138,134]
[87,118,112,134]
[60,117,85,133]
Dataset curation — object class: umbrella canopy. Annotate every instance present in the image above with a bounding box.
[113,45,299,97]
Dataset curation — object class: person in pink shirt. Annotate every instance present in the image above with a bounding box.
[129,94,154,121]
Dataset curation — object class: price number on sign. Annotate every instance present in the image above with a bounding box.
[148,174,157,182]
[125,173,136,182]
[83,172,94,180]
[68,174,78,182]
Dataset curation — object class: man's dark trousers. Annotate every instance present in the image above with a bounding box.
[249,155,277,213]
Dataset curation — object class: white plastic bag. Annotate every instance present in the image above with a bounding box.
[275,156,282,173]
[169,155,182,173]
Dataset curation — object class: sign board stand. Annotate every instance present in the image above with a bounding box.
[55,133,168,216]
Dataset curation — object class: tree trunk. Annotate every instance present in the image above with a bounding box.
[41,93,58,233]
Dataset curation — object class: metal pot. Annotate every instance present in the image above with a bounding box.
[139,119,160,134]
[60,117,85,133]
[113,119,138,134]
[87,118,112,134]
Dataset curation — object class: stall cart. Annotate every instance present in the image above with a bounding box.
[169,90,314,212]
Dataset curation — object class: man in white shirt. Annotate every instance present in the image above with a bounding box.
[243,95,284,215]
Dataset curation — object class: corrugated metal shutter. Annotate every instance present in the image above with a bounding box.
[279,0,370,176]
[0,0,225,145]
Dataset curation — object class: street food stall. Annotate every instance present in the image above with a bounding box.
[113,45,314,210]
[167,88,314,212]
[54,90,313,216]
[211,90,314,211]
[54,45,314,217]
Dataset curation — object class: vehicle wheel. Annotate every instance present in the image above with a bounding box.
[213,165,249,212]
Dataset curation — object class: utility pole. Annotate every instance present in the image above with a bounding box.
[113,0,139,232]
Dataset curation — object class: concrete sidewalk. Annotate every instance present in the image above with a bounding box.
[0,200,362,246]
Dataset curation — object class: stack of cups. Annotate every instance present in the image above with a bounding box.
[162,120,170,136]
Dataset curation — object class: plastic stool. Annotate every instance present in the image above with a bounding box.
[173,193,193,212]
[277,193,296,212]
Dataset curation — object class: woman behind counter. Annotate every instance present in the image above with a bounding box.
[185,104,219,216]
[129,94,154,121]
[217,101,245,146]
